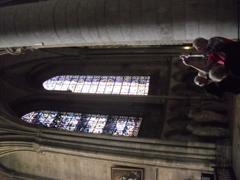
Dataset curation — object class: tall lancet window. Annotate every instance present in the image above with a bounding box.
[22,111,142,137]
[43,75,150,95]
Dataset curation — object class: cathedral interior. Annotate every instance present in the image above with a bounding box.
[0,0,240,180]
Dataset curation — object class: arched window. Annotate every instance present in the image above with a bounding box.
[43,75,150,95]
[21,110,142,137]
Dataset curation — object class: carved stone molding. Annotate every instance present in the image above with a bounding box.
[172,70,197,83]
[171,84,206,97]
[187,122,230,137]
[0,120,216,172]
[167,117,192,130]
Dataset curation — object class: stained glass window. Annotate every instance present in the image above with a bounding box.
[43,75,150,95]
[21,110,142,137]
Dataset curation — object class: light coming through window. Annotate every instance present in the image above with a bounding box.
[43,75,150,95]
[22,110,142,137]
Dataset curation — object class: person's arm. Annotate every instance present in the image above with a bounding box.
[198,71,207,78]
[189,62,207,74]
[180,52,204,58]
[180,56,207,74]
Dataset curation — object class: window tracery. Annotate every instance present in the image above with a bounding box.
[43,75,150,95]
[22,110,142,137]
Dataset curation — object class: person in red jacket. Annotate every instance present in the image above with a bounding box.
[180,36,237,74]
[193,36,235,56]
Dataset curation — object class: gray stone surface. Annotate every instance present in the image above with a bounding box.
[230,96,240,180]
[0,0,238,48]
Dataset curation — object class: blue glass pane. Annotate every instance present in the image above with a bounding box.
[21,111,142,137]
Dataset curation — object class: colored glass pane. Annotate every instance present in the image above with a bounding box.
[43,75,150,95]
[21,111,142,137]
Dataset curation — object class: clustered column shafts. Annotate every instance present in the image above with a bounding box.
[0,116,216,172]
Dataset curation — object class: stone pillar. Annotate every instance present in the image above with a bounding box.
[0,0,238,48]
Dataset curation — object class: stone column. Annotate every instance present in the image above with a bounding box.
[0,0,238,48]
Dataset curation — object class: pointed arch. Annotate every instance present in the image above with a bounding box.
[43,75,150,95]
[22,110,142,137]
